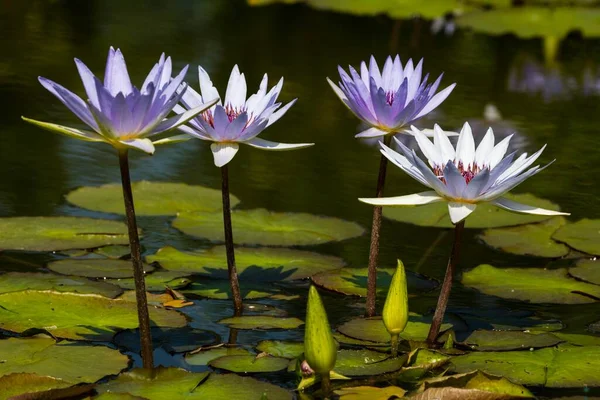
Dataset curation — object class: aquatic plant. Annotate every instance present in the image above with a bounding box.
[382,260,409,357]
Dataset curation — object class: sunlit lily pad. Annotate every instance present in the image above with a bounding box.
[66,181,239,216]
[337,315,452,343]
[185,347,251,366]
[383,193,561,228]
[0,272,122,298]
[463,330,563,351]
[192,372,292,400]
[48,259,155,279]
[334,385,406,399]
[256,341,304,359]
[183,281,275,300]
[209,355,290,373]
[451,345,600,387]
[311,267,437,297]
[0,373,73,399]
[173,209,364,246]
[94,245,130,259]
[462,264,600,304]
[0,336,128,383]
[118,290,176,306]
[478,217,569,258]
[108,271,191,291]
[147,246,345,280]
[114,327,219,354]
[553,219,600,255]
[218,316,304,330]
[397,348,450,382]
[553,333,600,346]
[0,217,130,251]
[334,349,406,377]
[569,259,600,285]
[0,290,186,341]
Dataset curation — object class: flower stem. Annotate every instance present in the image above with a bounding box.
[321,372,331,398]
[221,165,243,316]
[426,220,465,345]
[365,134,392,317]
[390,333,399,358]
[118,149,153,369]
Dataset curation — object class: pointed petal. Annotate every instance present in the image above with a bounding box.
[433,124,456,163]
[448,202,477,224]
[442,161,467,199]
[211,142,239,167]
[244,137,314,150]
[38,77,99,130]
[474,127,495,167]
[359,191,443,206]
[266,99,296,127]
[487,133,513,169]
[355,127,387,138]
[22,116,105,142]
[492,197,569,216]
[104,48,133,96]
[198,66,221,106]
[153,133,193,145]
[455,122,475,168]
[148,97,219,136]
[414,83,456,119]
[412,127,442,167]
[74,58,101,109]
[120,138,155,154]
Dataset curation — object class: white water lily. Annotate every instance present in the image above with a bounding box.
[359,123,569,224]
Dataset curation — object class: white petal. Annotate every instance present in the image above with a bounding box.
[244,137,314,151]
[224,65,246,109]
[327,77,348,102]
[120,138,155,155]
[153,133,193,145]
[487,134,513,170]
[412,127,442,168]
[210,142,240,167]
[492,197,569,216]
[409,126,459,137]
[455,122,475,168]
[433,124,456,163]
[448,202,477,224]
[497,145,547,183]
[474,127,495,167]
[148,98,219,136]
[266,99,296,127]
[359,191,443,206]
[355,127,387,138]
[198,66,221,106]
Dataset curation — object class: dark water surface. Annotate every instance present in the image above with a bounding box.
[2,0,600,397]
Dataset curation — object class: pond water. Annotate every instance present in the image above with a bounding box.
[2,0,600,398]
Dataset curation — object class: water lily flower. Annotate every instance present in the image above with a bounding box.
[359,122,569,224]
[327,55,456,138]
[22,47,217,154]
[170,65,314,166]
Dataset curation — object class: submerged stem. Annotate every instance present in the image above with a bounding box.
[365,134,392,317]
[426,220,465,345]
[320,372,331,398]
[118,149,153,369]
[221,165,243,316]
[390,333,399,358]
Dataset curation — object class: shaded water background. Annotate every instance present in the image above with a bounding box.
[2,0,600,397]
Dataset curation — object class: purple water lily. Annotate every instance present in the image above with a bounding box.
[327,55,456,138]
[22,47,217,154]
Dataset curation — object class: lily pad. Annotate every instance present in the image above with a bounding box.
[0,290,186,341]
[192,372,292,400]
[553,219,600,255]
[218,316,304,330]
[183,280,275,300]
[0,373,73,399]
[334,349,406,376]
[0,272,122,298]
[66,181,239,216]
[108,271,191,291]
[48,259,155,279]
[569,259,600,285]
[94,245,130,259]
[311,267,437,297]
[0,217,130,251]
[553,333,600,346]
[173,209,364,246]
[462,264,600,304]
[337,315,452,343]
[146,246,345,281]
[185,347,251,366]
[463,330,563,351]
[478,217,569,258]
[256,341,304,359]
[383,193,561,229]
[0,336,128,383]
[209,355,290,373]
[114,327,219,354]
[334,385,406,399]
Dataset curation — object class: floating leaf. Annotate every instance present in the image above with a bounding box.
[0,217,130,251]
[419,370,534,398]
[66,181,239,216]
[553,333,600,346]
[114,327,219,354]
[462,264,600,304]
[337,315,452,343]
[256,341,304,359]
[396,348,451,382]
[569,259,600,285]
[48,259,155,279]
[334,349,406,376]
[478,217,569,258]
[183,280,276,300]
[0,272,122,298]
[192,372,292,400]
[0,290,186,341]
[383,193,560,228]
[311,267,437,297]
[462,330,563,351]
[185,347,251,366]
[108,271,191,291]
[553,219,600,255]
[0,373,72,399]
[334,385,406,400]
[147,246,345,281]
[209,355,290,373]
[173,209,364,246]
[118,290,175,306]
[0,336,128,383]
[218,316,304,330]
[94,245,130,259]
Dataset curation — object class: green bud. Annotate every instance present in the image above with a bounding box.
[304,285,337,374]
[383,260,409,335]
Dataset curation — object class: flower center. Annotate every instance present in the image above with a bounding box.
[385,91,395,106]
[200,103,254,130]
[434,161,485,185]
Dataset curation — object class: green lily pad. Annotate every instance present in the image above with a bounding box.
[0,272,122,298]
[553,333,600,346]
[218,316,304,330]
[48,259,155,279]
[383,193,561,229]
[0,373,73,399]
[183,280,275,300]
[192,372,292,400]
[451,345,600,387]
[0,290,186,341]
[418,371,534,399]
[334,385,406,399]
[94,245,130,259]
[462,264,600,304]
[114,327,219,353]
[108,271,191,291]
[0,217,130,251]
[337,315,452,343]
[311,267,437,297]
[209,355,290,373]
[553,219,600,255]
[0,336,128,383]
[185,347,251,366]
[463,330,563,351]
[569,259,600,285]
[478,217,569,258]
[395,348,451,383]
[66,181,239,216]
[334,349,406,377]
[173,209,364,246]
[256,341,304,359]
[146,246,345,281]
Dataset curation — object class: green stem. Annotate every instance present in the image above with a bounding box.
[321,372,331,399]
[118,149,153,369]
[390,333,399,358]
